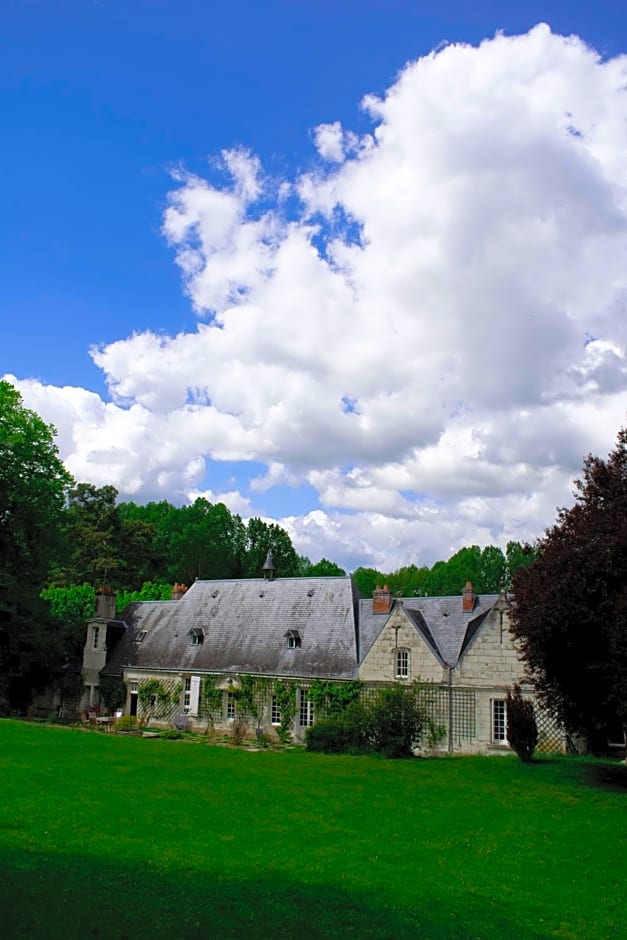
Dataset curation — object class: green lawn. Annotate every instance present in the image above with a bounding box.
[1,721,625,939]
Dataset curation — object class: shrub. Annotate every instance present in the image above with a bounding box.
[506,684,538,762]
[305,717,364,754]
[99,676,127,713]
[114,715,140,732]
[363,684,430,758]
[306,684,444,758]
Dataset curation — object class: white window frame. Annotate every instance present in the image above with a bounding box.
[299,690,314,727]
[395,648,409,680]
[286,630,301,649]
[226,692,236,721]
[492,699,507,744]
[271,696,281,726]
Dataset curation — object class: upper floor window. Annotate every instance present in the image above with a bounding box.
[93,626,100,650]
[286,630,301,649]
[189,628,204,646]
[395,648,409,679]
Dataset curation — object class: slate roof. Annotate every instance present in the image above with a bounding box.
[103,576,359,680]
[358,593,501,668]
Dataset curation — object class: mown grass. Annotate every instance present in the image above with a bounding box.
[1,720,625,939]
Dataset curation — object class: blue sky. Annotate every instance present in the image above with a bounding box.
[2,1,627,570]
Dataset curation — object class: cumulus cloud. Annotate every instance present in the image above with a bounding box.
[7,24,627,570]
[313,121,345,162]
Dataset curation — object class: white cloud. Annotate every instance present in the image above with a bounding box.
[7,24,627,570]
[186,487,252,516]
[313,121,345,163]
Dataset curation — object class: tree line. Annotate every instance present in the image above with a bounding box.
[1,380,625,751]
[352,541,538,600]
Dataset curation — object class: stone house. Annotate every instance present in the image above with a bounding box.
[81,570,563,753]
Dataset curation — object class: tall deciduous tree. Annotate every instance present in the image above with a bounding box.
[511,427,627,752]
[56,483,123,586]
[0,381,73,703]
[299,557,346,577]
[352,567,385,598]
[243,517,300,578]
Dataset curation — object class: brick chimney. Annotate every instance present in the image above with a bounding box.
[373,584,393,614]
[95,585,116,619]
[171,583,188,600]
[462,580,475,612]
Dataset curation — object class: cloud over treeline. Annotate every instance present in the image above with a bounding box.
[7,25,627,569]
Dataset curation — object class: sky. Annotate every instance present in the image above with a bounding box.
[2,1,627,572]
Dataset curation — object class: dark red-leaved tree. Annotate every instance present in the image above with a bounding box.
[511,426,627,754]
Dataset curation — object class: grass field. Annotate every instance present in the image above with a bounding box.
[1,720,625,939]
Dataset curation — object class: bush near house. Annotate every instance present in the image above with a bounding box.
[506,685,539,763]
[306,682,445,757]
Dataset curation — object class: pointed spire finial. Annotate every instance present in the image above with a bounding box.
[262,550,276,580]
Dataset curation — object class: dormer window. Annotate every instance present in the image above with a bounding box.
[189,628,204,647]
[135,630,148,643]
[286,630,301,649]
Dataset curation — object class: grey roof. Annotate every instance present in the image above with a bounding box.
[358,593,501,668]
[103,576,359,680]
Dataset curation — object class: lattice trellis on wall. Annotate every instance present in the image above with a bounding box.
[419,686,477,744]
[360,682,477,745]
[534,706,566,754]
[136,677,183,722]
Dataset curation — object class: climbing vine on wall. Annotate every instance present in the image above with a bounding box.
[273,680,297,743]
[201,676,223,720]
[309,679,363,718]
[236,675,272,726]
[138,678,180,720]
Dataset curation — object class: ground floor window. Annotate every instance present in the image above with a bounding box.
[299,690,314,727]
[226,692,236,720]
[129,680,138,717]
[271,696,281,725]
[492,699,507,743]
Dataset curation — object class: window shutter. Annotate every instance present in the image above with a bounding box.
[190,675,201,716]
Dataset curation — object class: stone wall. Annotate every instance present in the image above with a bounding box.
[359,606,445,683]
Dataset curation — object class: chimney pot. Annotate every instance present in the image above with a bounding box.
[372,584,393,614]
[462,580,475,612]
